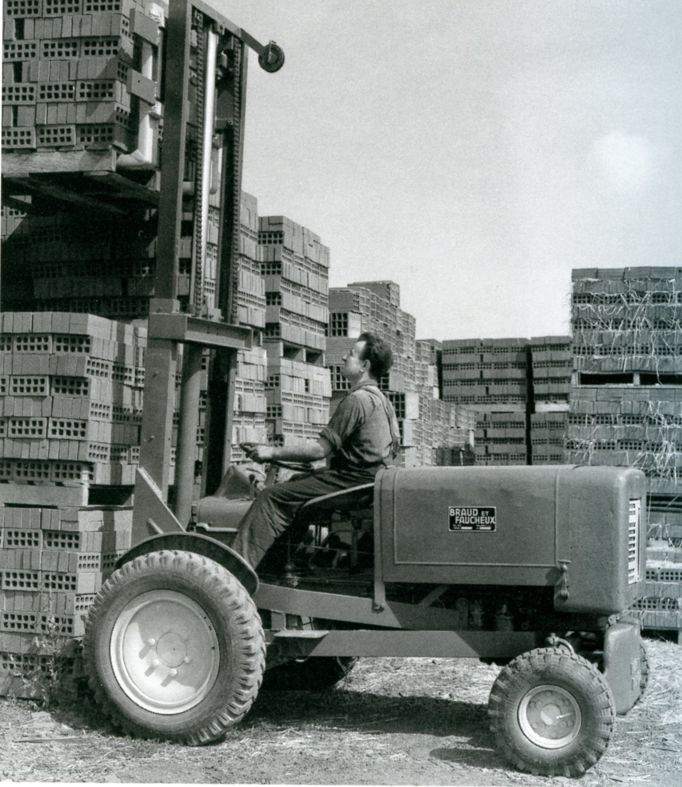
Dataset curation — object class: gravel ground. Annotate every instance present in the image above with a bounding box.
[0,637,680,785]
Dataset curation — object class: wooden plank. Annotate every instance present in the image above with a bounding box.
[83,171,159,206]
[4,176,127,216]
[1,149,116,176]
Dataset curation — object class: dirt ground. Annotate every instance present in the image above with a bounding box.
[0,637,680,786]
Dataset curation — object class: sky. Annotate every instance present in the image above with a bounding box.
[221,0,682,341]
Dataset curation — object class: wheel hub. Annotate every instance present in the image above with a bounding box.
[518,685,581,749]
[110,590,220,714]
[156,632,188,668]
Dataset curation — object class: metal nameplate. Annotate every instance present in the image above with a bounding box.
[448,506,497,532]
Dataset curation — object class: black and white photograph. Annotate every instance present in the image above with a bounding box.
[1,1,681,784]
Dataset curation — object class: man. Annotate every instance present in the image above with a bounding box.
[231,332,400,570]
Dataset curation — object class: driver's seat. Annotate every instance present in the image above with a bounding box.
[260,482,375,575]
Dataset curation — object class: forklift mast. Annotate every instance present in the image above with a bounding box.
[132,0,284,546]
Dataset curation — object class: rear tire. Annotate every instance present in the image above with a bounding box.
[263,656,357,691]
[84,550,265,744]
[488,647,615,777]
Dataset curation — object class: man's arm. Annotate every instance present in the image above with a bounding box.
[241,437,332,464]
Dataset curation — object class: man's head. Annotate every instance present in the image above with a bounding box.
[342,332,393,385]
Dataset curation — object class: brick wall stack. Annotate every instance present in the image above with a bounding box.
[0,311,143,696]
[0,506,132,698]
[258,215,331,448]
[474,411,527,466]
[530,411,567,465]
[0,312,145,486]
[443,338,530,466]
[529,336,571,465]
[566,266,682,636]
[415,339,440,399]
[2,0,164,156]
[413,338,476,465]
[228,194,268,463]
[1,208,164,320]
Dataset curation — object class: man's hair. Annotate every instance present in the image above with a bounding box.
[358,332,393,381]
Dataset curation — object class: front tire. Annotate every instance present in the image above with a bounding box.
[84,550,265,744]
[488,647,615,777]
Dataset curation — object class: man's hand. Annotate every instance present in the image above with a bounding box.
[240,442,275,463]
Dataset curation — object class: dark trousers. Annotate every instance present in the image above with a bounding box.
[230,465,380,569]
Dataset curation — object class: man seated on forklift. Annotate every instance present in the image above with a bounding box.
[231,332,400,570]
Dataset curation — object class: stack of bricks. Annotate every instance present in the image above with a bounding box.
[412,340,476,465]
[415,339,441,399]
[236,193,266,330]
[566,267,682,492]
[0,311,141,696]
[0,505,132,697]
[474,411,527,466]
[227,194,268,463]
[442,338,529,410]
[530,336,572,409]
[0,311,146,488]
[530,411,567,465]
[387,390,420,466]
[2,0,163,156]
[566,266,682,637]
[260,215,329,356]
[565,385,682,486]
[258,215,331,447]
[529,336,572,465]
[264,351,331,448]
[230,346,268,462]
[443,338,530,466]
[434,403,478,466]
[1,208,164,320]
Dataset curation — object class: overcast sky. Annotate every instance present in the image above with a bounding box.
[222,0,682,341]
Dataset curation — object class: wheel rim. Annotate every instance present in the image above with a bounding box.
[518,684,582,749]
[110,590,220,714]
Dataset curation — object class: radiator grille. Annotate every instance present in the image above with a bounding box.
[628,498,641,583]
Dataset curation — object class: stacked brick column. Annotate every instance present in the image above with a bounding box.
[259,215,331,448]
[443,338,530,466]
[566,267,682,637]
[0,312,144,695]
[529,336,572,465]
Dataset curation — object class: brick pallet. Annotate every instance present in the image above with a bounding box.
[0,503,132,697]
[0,311,146,489]
[2,0,160,156]
[567,268,682,642]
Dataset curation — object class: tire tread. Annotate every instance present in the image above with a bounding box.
[83,549,265,745]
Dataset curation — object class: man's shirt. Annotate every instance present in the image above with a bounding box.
[320,382,399,470]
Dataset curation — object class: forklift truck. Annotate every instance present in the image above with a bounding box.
[83,1,648,777]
